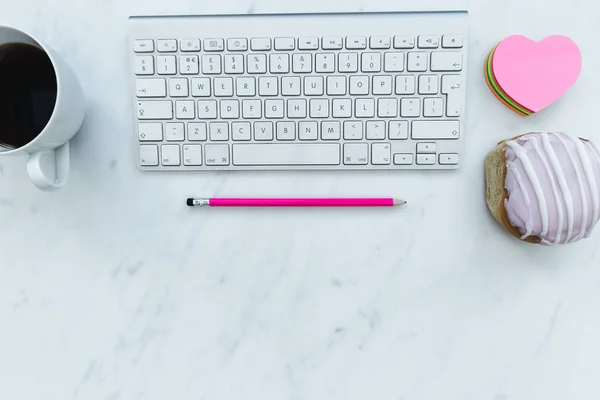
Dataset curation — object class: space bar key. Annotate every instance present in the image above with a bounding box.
[232,143,341,165]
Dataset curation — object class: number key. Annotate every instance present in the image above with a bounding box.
[179,55,199,75]
[361,53,381,72]
[292,53,312,73]
[338,53,358,73]
[315,53,335,73]
[201,54,222,74]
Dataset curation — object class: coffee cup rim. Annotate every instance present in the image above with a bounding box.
[0,24,61,155]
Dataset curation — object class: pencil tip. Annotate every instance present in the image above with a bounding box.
[393,199,407,206]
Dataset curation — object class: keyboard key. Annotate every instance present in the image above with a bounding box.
[161,144,181,165]
[203,38,224,52]
[232,122,252,141]
[441,74,462,117]
[179,55,199,74]
[265,99,284,118]
[393,153,413,165]
[431,51,463,71]
[326,76,346,95]
[156,56,176,75]
[361,53,381,72]
[372,76,393,95]
[232,143,340,165]
[400,98,421,117]
[442,35,463,48]
[224,54,244,74]
[423,97,444,117]
[197,100,218,119]
[417,154,435,165]
[242,99,262,118]
[343,121,363,140]
[270,54,290,73]
[248,54,268,74]
[135,55,154,75]
[346,36,367,49]
[191,78,211,97]
[349,76,369,95]
[136,78,166,98]
[138,123,163,141]
[393,35,415,49]
[157,39,177,52]
[338,53,359,73]
[136,100,172,120]
[298,121,318,140]
[180,38,200,52]
[417,35,439,49]
[139,144,159,166]
[309,99,329,118]
[274,37,295,50]
[214,77,234,97]
[418,75,440,94]
[315,53,335,73]
[183,145,203,166]
[292,53,312,73]
[343,143,368,165]
[355,99,375,118]
[321,121,341,140]
[227,38,248,51]
[298,37,319,50]
[205,144,230,166]
[188,122,207,141]
[209,122,229,141]
[395,76,416,95]
[251,37,272,51]
[276,121,295,140]
[254,122,274,140]
[288,99,307,118]
[407,52,427,72]
[169,78,189,97]
[388,120,409,140]
[176,100,195,119]
[304,76,324,96]
[417,142,436,153]
[134,39,154,53]
[165,122,185,141]
[332,98,352,118]
[201,54,221,74]
[220,99,240,119]
[371,143,391,165]
[411,121,459,140]
[370,36,391,49]
[259,76,278,96]
[282,77,301,96]
[439,153,459,165]
[384,52,404,72]
[322,37,343,50]
[366,121,385,140]
[377,98,398,118]
[236,77,256,96]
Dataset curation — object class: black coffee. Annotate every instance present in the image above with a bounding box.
[0,43,57,149]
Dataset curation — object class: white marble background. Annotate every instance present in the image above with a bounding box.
[1,0,600,399]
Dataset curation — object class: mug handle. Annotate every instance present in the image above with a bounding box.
[26,142,70,191]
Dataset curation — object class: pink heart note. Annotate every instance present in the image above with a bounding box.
[492,35,582,113]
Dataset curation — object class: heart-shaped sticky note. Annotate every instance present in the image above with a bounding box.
[485,35,582,115]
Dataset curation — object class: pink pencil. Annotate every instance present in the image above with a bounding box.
[186,197,406,207]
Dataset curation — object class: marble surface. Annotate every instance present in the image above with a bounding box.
[1,0,600,399]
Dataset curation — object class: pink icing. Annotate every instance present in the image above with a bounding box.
[503,132,600,245]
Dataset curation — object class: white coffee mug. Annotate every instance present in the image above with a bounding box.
[0,25,85,191]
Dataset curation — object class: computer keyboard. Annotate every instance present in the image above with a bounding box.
[128,11,469,170]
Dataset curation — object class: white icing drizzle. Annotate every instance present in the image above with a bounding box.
[530,134,562,241]
[506,162,534,238]
[506,139,549,238]
[540,132,574,244]
[569,134,600,238]
[555,132,587,242]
